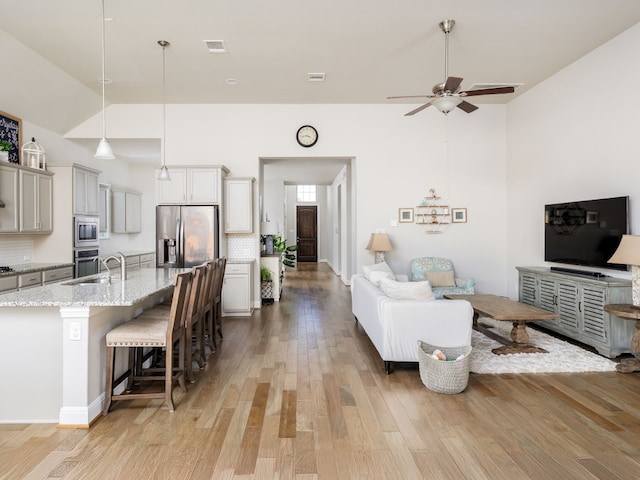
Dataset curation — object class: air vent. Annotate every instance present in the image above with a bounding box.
[203,40,227,53]
[308,72,326,82]
[468,82,524,91]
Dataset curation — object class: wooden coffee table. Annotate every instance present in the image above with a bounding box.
[603,304,640,373]
[445,294,558,355]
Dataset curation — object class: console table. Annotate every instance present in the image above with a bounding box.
[517,267,634,358]
[603,304,640,373]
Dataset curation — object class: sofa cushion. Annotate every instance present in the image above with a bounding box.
[362,262,395,286]
[425,270,455,287]
[379,277,435,301]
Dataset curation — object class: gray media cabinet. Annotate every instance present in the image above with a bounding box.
[517,266,634,358]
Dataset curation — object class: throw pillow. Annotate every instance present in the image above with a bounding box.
[424,271,456,287]
[362,262,395,287]
[379,277,435,301]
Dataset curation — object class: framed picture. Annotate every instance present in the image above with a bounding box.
[586,211,598,224]
[452,208,467,223]
[0,111,22,165]
[398,208,414,223]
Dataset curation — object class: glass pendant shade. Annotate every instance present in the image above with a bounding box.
[158,165,171,181]
[432,96,462,115]
[95,137,115,160]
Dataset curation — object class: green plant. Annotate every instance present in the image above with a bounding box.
[273,235,297,268]
[0,140,11,152]
[260,265,272,281]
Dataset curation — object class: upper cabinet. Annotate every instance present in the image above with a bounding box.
[111,188,142,233]
[0,163,52,234]
[19,169,53,233]
[156,166,228,205]
[224,177,254,233]
[98,183,111,238]
[73,165,100,216]
[0,164,19,233]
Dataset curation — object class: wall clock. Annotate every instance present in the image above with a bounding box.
[296,125,318,147]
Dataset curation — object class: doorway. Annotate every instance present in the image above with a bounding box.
[296,205,318,262]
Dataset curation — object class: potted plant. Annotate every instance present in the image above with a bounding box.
[273,235,297,268]
[260,265,274,305]
[0,140,11,162]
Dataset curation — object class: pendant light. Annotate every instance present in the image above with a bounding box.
[157,40,171,181]
[95,0,115,159]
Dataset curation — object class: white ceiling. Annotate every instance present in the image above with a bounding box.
[2,1,640,183]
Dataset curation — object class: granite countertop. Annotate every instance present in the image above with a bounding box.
[0,262,75,278]
[0,268,190,307]
[227,258,256,264]
[99,250,154,258]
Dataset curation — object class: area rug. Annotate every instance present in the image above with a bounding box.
[470,318,617,374]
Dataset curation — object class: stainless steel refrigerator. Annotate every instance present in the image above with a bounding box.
[156,205,219,268]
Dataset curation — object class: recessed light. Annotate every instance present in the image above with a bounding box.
[308,73,326,82]
[225,78,239,85]
[98,77,112,84]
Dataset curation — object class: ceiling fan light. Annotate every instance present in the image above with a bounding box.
[95,137,115,159]
[432,96,462,115]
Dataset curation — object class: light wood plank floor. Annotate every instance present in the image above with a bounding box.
[2,263,640,479]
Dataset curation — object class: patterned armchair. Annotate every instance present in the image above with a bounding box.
[409,257,475,299]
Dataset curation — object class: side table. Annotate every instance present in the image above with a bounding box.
[603,304,640,373]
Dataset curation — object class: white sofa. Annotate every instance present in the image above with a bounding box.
[351,273,474,374]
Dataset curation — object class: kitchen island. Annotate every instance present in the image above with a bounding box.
[0,267,190,427]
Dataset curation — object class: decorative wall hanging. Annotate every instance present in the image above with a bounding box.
[416,188,450,233]
[398,208,414,223]
[452,208,467,223]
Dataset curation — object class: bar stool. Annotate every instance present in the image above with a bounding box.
[205,257,226,351]
[103,271,192,414]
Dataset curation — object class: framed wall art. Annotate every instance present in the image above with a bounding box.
[452,208,467,223]
[0,111,22,164]
[398,208,414,223]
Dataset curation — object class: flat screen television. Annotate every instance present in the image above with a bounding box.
[544,196,629,272]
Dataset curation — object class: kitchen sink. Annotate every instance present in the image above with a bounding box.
[62,276,112,286]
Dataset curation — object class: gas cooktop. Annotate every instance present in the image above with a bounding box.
[0,266,15,273]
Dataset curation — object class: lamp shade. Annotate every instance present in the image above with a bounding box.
[261,221,279,236]
[366,233,393,252]
[608,235,640,266]
[95,138,115,160]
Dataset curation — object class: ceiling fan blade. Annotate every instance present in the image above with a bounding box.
[405,102,433,116]
[457,100,478,113]
[443,76,463,93]
[387,94,435,100]
[459,86,515,97]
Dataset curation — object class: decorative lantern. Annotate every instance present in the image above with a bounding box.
[21,137,46,170]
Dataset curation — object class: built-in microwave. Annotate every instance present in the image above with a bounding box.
[74,216,99,248]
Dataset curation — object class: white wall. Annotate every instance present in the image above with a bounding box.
[506,23,640,298]
[68,103,508,295]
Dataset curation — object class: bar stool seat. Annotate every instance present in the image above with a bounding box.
[103,271,192,414]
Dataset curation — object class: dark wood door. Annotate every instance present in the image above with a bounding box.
[296,205,317,262]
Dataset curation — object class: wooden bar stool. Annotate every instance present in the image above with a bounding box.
[103,271,192,414]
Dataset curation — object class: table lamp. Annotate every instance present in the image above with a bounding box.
[608,234,640,308]
[261,221,279,255]
[366,233,393,263]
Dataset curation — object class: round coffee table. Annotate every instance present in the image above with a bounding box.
[604,304,640,373]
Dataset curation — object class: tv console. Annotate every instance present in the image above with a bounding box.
[517,266,634,358]
[549,266,606,278]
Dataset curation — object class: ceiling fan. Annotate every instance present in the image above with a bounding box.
[388,19,515,116]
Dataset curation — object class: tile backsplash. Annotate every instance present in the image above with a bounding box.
[227,234,257,259]
[0,236,34,265]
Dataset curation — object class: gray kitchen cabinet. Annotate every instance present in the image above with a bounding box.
[43,266,73,284]
[517,266,634,357]
[0,275,18,293]
[73,165,100,216]
[19,168,53,233]
[18,271,42,289]
[0,164,19,233]
[139,253,155,268]
[111,189,142,233]
[98,183,111,238]
[224,177,254,233]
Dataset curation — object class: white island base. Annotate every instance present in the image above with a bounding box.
[0,268,188,427]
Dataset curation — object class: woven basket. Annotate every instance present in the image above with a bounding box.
[417,341,472,394]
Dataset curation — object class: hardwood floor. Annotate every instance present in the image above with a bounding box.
[2,262,640,479]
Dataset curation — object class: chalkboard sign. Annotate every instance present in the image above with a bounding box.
[0,111,22,164]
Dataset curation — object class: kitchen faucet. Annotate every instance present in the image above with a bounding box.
[98,252,127,280]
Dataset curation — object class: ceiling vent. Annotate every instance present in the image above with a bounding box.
[308,72,326,82]
[203,40,227,53]
[467,82,524,91]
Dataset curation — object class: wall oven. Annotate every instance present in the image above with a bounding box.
[74,248,100,278]
[74,216,99,249]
